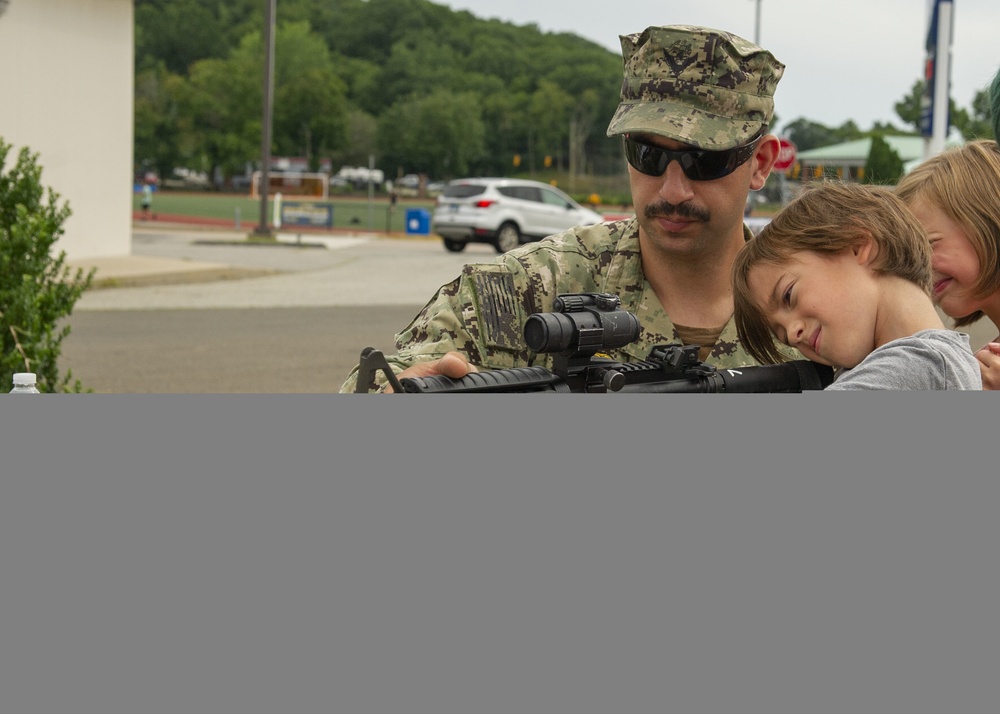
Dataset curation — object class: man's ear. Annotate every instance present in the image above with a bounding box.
[749,134,780,190]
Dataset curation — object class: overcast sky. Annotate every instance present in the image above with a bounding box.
[436,0,996,134]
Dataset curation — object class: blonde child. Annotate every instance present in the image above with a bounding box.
[732,181,981,390]
[895,139,1000,389]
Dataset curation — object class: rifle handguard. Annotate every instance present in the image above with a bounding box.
[400,366,569,393]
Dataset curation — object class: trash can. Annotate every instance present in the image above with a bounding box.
[405,208,431,235]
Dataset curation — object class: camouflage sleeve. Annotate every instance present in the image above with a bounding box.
[339,261,543,393]
[339,223,621,393]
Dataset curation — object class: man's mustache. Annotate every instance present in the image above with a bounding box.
[644,201,710,223]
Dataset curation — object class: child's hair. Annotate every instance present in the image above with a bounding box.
[895,139,1000,327]
[733,181,933,364]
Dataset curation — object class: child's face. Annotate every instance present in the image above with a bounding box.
[908,199,982,320]
[747,250,878,369]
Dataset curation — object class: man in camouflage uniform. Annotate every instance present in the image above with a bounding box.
[343,25,789,392]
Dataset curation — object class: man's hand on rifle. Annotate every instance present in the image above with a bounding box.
[388,352,479,393]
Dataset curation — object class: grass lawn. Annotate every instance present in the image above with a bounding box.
[133,188,776,231]
[133,190,438,233]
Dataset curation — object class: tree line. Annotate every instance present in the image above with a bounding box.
[134,0,995,190]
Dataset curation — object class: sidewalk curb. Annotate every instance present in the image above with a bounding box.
[88,266,283,290]
[70,221,444,290]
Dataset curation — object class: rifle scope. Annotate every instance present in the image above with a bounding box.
[523,293,640,355]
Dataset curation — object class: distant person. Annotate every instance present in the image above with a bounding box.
[895,140,1000,389]
[342,24,790,392]
[385,187,399,233]
[732,181,981,390]
[141,181,153,220]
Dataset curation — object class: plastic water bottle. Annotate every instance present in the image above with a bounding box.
[10,373,41,394]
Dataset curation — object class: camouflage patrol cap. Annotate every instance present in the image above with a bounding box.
[606,25,784,150]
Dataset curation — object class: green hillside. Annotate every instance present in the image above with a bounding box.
[134,0,627,189]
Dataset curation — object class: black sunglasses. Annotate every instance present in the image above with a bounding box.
[622,133,762,181]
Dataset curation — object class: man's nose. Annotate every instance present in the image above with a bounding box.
[657,160,695,205]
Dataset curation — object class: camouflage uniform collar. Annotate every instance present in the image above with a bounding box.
[599,217,755,314]
[598,215,644,313]
[601,217,764,366]
[597,217,668,361]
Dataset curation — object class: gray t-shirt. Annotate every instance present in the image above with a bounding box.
[826,329,981,390]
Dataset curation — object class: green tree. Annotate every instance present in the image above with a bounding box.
[528,80,574,171]
[833,120,864,142]
[272,21,349,167]
[373,29,504,116]
[0,139,94,392]
[964,88,994,139]
[569,88,602,180]
[464,24,533,84]
[893,80,925,130]
[782,118,865,152]
[134,0,262,67]
[183,44,263,178]
[377,89,485,178]
[135,0,226,73]
[862,135,904,185]
[181,21,351,180]
[331,109,379,170]
[329,53,381,113]
[480,89,532,176]
[893,79,993,139]
[134,62,192,179]
[133,0,628,183]
[782,118,842,152]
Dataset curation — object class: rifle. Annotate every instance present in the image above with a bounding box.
[355,292,834,393]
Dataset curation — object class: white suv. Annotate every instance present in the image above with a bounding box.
[431,178,605,253]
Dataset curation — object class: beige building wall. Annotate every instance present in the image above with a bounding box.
[0,0,133,259]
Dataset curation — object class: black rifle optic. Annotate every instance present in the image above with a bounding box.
[355,293,835,393]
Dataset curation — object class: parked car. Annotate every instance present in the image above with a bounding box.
[396,173,421,189]
[431,178,604,253]
[230,174,253,192]
[162,167,211,190]
[394,173,423,197]
[426,180,447,197]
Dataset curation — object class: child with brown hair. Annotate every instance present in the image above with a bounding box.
[895,139,1000,389]
[732,181,981,390]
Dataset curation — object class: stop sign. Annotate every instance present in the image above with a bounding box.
[774,138,797,171]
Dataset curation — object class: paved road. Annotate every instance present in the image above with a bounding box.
[75,228,493,310]
[61,229,501,393]
[61,306,425,393]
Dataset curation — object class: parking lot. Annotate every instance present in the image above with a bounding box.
[62,227,495,392]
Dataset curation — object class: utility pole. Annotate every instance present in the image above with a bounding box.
[254,0,276,238]
[752,0,762,45]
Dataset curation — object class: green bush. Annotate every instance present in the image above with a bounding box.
[863,134,905,186]
[0,137,94,393]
